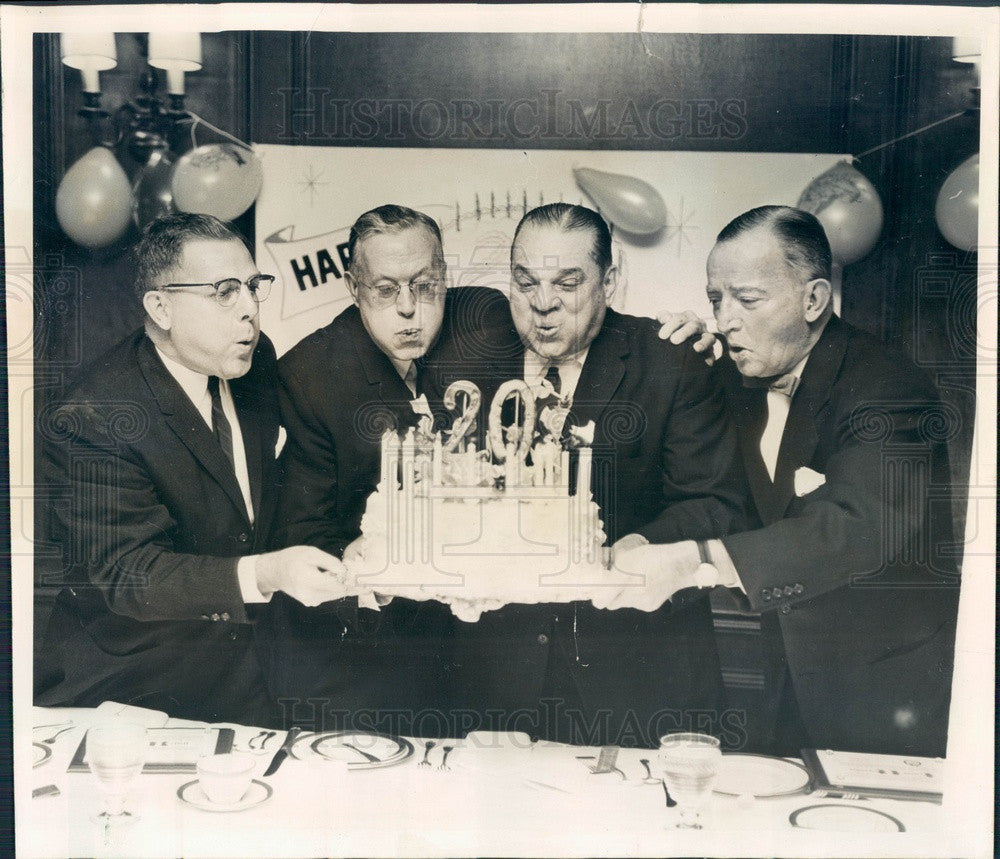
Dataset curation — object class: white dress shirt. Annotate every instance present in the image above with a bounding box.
[390,358,418,397]
[155,346,268,603]
[759,355,809,481]
[523,346,590,400]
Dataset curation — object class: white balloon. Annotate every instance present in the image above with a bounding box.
[573,167,667,235]
[171,143,263,221]
[55,147,133,249]
[798,160,884,266]
[935,154,979,252]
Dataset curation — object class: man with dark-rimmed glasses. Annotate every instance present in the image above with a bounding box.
[35,213,348,725]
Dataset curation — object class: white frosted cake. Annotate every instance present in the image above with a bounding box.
[346,379,609,621]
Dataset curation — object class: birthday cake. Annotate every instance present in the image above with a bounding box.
[345,379,610,621]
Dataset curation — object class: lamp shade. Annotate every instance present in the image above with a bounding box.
[148,33,203,94]
[952,36,982,76]
[60,33,117,92]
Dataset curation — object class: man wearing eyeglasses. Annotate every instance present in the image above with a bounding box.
[35,213,348,725]
[261,204,501,735]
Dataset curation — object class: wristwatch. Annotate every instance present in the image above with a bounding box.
[693,540,721,589]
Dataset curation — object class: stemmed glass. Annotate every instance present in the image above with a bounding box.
[658,732,722,829]
[86,722,148,823]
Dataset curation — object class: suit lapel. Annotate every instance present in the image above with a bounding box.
[770,316,848,518]
[137,336,252,525]
[569,311,629,436]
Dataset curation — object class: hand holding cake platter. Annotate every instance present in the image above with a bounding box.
[344,379,627,621]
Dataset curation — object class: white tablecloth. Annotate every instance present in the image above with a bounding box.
[22,706,958,858]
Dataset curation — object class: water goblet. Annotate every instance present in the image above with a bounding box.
[87,722,147,823]
[657,732,721,829]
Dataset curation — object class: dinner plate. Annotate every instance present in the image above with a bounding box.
[789,803,905,833]
[713,753,811,798]
[177,779,273,813]
[290,731,414,769]
[33,742,52,768]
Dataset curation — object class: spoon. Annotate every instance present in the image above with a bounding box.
[639,758,661,785]
[37,725,74,745]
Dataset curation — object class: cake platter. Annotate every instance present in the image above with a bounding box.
[289,730,414,769]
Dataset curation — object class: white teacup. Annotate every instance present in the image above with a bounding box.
[197,753,255,805]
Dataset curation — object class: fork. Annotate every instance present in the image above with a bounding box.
[419,740,436,767]
[438,746,454,770]
[37,725,74,745]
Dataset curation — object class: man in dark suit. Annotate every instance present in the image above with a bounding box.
[604,206,960,756]
[436,203,748,747]
[35,214,348,724]
[262,205,521,736]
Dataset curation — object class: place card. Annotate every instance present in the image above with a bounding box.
[801,748,943,803]
[68,727,234,774]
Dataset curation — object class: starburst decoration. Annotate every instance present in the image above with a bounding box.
[665,197,699,257]
[298,165,330,207]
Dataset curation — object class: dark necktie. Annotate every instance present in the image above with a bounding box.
[207,375,236,473]
[545,363,562,395]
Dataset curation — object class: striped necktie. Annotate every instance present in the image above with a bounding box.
[207,375,236,473]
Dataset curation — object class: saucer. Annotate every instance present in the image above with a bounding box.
[33,742,52,768]
[177,779,273,812]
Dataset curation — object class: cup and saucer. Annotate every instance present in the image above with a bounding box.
[178,753,273,813]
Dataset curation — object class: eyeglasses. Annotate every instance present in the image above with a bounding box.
[360,277,444,308]
[158,274,275,307]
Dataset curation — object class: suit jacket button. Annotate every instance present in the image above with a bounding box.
[772,587,784,600]
[761,590,772,602]
[229,630,238,640]
[783,585,794,596]
[537,633,549,645]
[238,533,249,543]
[211,613,220,621]
[221,612,231,622]
[793,584,804,594]
[780,604,792,615]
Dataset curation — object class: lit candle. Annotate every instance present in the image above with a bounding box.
[433,431,443,485]
[380,430,395,491]
[402,429,416,560]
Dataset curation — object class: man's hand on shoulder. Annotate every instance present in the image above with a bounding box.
[255,546,349,607]
[656,310,717,365]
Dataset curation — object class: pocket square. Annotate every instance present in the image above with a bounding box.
[794,467,826,496]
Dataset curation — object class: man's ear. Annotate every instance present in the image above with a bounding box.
[804,278,832,323]
[344,270,360,306]
[602,265,620,303]
[142,289,172,330]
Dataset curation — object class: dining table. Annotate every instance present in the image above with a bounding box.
[22,703,965,858]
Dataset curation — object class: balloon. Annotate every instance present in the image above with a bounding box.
[55,147,133,249]
[171,143,263,221]
[797,160,884,265]
[573,167,667,235]
[133,147,176,230]
[935,154,979,251]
